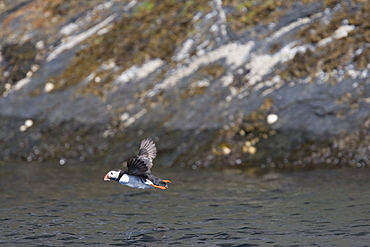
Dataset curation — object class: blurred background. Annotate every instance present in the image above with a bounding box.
[0,0,369,170]
[1,1,370,246]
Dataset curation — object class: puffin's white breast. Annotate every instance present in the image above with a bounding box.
[118,174,153,189]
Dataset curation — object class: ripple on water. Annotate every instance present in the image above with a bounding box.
[1,163,370,246]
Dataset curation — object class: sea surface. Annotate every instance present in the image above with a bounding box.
[1,161,370,246]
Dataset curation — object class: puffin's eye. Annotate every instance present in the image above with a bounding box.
[110,172,114,175]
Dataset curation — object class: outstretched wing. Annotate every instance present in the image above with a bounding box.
[126,158,149,177]
[137,138,157,171]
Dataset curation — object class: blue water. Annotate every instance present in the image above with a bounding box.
[1,162,370,246]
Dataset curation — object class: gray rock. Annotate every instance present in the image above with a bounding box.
[0,0,369,169]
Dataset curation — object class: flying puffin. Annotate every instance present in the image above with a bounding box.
[103,138,171,190]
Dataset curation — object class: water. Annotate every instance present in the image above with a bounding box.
[1,161,370,246]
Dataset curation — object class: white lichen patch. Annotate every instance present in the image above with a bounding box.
[115,59,164,85]
[191,79,210,89]
[174,38,195,62]
[12,77,32,92]
[270,14,319,40]
[245,42,306,88]
[242,141,257,155]
[118,109,148,129]
[222,145,231,155]
[19,119,34,132]
[267,114,278,124]
[47,14,116,62]
[147,41,255,98]
[318,25,356,47]
[44,82,55,93]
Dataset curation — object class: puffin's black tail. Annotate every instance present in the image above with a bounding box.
[149,175,170,189]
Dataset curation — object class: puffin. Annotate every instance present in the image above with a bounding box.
[103,138,171,190]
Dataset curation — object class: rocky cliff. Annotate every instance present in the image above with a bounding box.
[0,0,369,170]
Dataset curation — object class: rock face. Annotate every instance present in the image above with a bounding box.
[0,0,369,169]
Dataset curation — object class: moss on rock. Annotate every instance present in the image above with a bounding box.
[50,0,211,94]
[210,98,276,166]
[1,41,37,94]
[282,1,369,81]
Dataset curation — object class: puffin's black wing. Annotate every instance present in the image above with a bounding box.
[126,158,150,177]
[137,138,157,171]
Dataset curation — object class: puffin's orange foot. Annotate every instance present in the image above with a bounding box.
[162,180,171,183]
[150,184,167,190]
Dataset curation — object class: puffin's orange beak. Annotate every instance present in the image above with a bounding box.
[104,173,111,181]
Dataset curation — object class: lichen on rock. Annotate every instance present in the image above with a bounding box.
[0,0,369,170]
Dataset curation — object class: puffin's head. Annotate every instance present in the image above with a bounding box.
[104,169,122,181]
